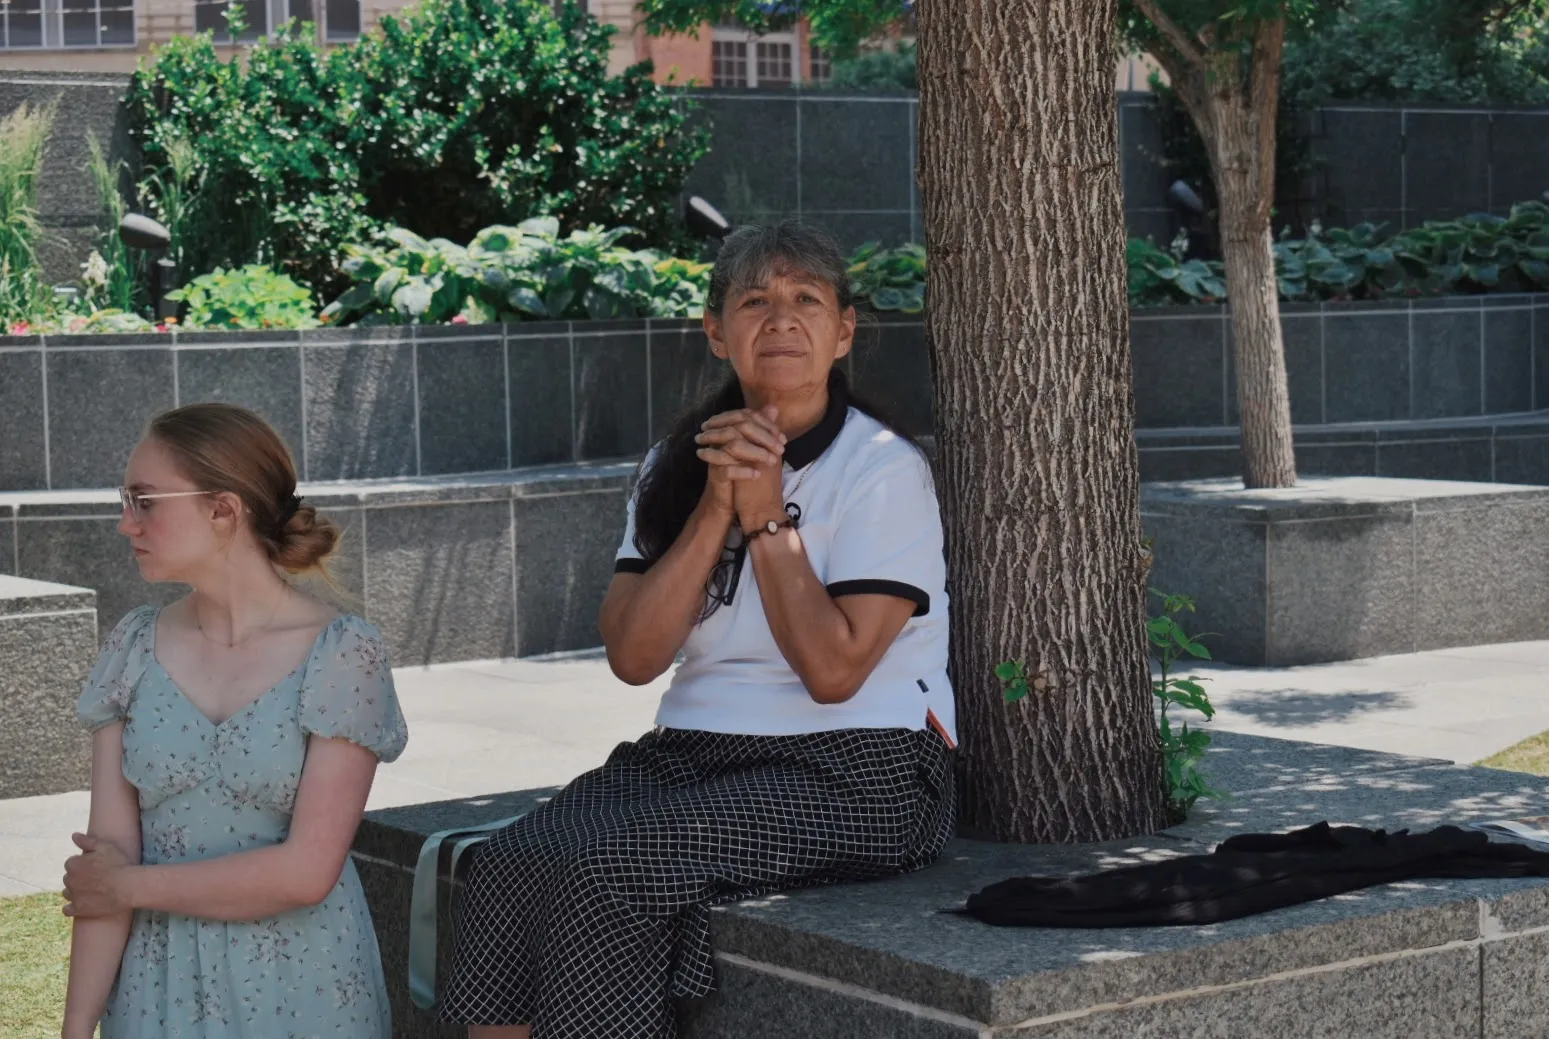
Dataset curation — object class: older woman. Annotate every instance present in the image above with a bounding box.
[440,222,956,1039]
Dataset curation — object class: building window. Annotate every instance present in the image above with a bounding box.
[194,0,264,39]
[712,39,748,87]
[0,0,44,47]
[809,43,831,83]
[754,39,791,85]
[0,0,134,48]
[194,0,358,42]
[712,26,802,87]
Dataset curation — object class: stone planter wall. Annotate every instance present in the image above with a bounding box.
[4,297,1547,495]
[0,575,96,798]
[0,465,634,667]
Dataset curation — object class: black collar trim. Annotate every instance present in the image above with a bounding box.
[783,385,848,471]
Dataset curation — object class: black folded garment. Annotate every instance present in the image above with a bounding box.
[956,821,1549,927]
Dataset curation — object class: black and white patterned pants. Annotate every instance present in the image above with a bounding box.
[439,725,955,1038]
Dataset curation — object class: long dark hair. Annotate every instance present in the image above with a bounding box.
[631,221,915,575]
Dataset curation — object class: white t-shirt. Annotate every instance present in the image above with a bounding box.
[614,399,956,743]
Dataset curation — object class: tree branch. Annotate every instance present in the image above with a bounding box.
[1130,0,1207,71]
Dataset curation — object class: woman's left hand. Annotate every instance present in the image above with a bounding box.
[62,832,133,918]
[733,458,787,531]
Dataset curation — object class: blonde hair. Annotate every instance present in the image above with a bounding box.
[147,403,340,576]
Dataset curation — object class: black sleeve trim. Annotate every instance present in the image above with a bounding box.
[614,557,651,575]
[826,579,929,617]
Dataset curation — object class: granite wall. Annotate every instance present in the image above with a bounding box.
[0,466,635,666]
[3,297,1547,495]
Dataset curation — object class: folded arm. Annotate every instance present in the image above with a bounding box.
[63,724,141,1039]
[121,736,378,919]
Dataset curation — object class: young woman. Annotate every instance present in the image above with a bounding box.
[61,402,408,1039]
[439,221,956,1038]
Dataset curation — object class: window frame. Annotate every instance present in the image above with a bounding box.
[710,24,803,88]
[0,0,136,50]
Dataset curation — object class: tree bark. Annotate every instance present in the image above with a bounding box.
[1211,91,1298,488]
[917,0,1164,843]
[1148,14,1298,489]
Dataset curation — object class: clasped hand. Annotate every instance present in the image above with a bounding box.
[61,831,133,919]
[695,405,788,528]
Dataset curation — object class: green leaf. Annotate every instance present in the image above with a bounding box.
[994,661,1020,682]
[506,286,547,317]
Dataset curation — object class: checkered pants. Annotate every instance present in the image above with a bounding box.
[438,726,955,1038]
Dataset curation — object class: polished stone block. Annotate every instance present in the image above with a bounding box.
[1483,308,1533,414]
[1492,434,1549,485]
[175,345,304,461]
[573,332,650,461]
[507,330,574,467]
[513,486,628,656]
[1323,309,1410,423]
[1376,437,1494,482]
[1414,493,1549,647]
[648,322,724,442]
[1489,115,1549,213]
[805,210,914,252]
[851,320,932,437]
[1265,510,1416,663]
[0,349,46,491]
[13,512,181,631]
[47,346,175,489]
[1405,113,1491,217]
[1131,314,1226,428]
[1411,308,1482,418]
[0,576,96,797]
[1316,110,1404,218]
[683,95,798,219]
[363,499,515,666]
[303,341,417,481]
[416,336,507,475]
[799,97,913,212]
[1142,476,1549,665]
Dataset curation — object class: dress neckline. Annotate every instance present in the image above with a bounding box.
[147,606,350,730]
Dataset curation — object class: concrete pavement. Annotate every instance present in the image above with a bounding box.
[3,641,1546,896]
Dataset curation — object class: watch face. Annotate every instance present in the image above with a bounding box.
[765,520,779,534]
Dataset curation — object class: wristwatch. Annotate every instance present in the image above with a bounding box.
[743,516,794,541]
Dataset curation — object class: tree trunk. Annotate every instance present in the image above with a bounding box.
[1208,87,1298,488]
[917,0,1164,843]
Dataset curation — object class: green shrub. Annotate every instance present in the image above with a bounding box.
[124,0,708,295]
[321,218,711,325]
[847,241,925,313]
[166,264,321,329]
[823,42,917,91]
[0,102,55,327]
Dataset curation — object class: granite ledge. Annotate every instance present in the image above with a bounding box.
[352,732,1549,1029]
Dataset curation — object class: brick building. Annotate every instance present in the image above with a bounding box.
[0,0,1156,89]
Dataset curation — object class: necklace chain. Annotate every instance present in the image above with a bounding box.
[195,584,289,650]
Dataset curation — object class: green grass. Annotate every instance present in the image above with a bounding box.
[1478,732,1549,776]
[0,892,74,1039]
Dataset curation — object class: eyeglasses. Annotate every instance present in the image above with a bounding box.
[117,486,212,522]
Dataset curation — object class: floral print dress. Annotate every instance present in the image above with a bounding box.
[76,606,409,1039]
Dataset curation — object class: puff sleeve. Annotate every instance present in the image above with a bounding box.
[297,616,409,762]
[76,606,157,732]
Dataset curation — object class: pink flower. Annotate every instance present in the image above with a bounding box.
[8,321,29,335]
[155,323,170,332]
[451,314,469,325]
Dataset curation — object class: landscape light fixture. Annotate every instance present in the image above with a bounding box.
[117,212,179,321]
[685,195,731,241]
[1166,179,1217,261]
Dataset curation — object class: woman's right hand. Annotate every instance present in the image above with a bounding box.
[695,406,785,517]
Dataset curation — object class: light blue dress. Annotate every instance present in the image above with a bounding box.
[76,605,409,1039]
